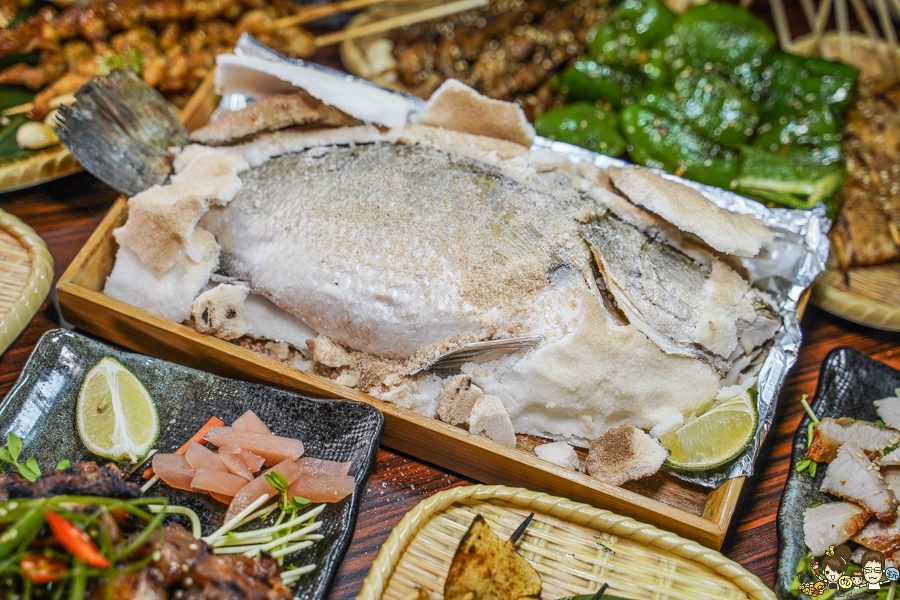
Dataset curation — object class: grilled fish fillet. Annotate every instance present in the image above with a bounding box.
[803,501,872,556]
[821,442,898,519]
[806,417,900,463]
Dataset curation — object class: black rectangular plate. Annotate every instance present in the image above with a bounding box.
[776,346,900,599]
[0,328,384,600]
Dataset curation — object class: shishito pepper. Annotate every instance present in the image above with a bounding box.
[639,67,759,146]
[620,103,739,189]
[760,51,859,113]
[660,2,775,91]
[585,0,676,67]
[753,104,843,165]
[555,57,645,107]
[534,102,627,156]
[736,145,846,211]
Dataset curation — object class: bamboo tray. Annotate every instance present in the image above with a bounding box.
[356,485,775,600]
[0,208,53,354]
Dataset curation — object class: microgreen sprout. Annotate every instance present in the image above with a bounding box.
[795,458,817,478]
[0,433,42,482]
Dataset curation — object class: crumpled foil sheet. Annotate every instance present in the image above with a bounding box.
[218,35,832,488]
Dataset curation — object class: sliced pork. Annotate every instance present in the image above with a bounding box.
[806,417,899,463]
[821,442,898,519]
[803,501,872,556]
[876,396,900,430]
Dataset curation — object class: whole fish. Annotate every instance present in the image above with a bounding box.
[60,68,781,445]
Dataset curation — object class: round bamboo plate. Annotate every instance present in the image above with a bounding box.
[0,144,82,194]
[788,33,900,332]
[0,208,53,353]
[357,485,776,600]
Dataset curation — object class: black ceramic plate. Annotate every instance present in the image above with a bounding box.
[775,347,900,600]
[0,329,384,600]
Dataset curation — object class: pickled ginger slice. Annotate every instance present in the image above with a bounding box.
[296,457,352,477]
[287,474,355,503]
[232,410,272,435]
[225,459,303,523]
[219,444,254,481]
[241,450,265,473]
[204,426,304,465]
[192,468,248,497]
[185,442,228,473]
[153,454,194,491]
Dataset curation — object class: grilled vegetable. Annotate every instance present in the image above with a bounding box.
[534,102,626,156]
[555,57,645,107]
[620,103,739,189]
[760,51,859,113]
[585,0,676,67]
[43,509,111,568]
[736,145,846,211]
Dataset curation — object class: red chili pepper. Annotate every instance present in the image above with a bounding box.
[43,510,111,569]
[19,554,68,584]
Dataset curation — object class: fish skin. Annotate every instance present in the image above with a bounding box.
[202,143,591,360]
[582,213,780,375]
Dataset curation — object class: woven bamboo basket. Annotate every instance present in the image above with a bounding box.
[0,209,53,354]
[357,485,776,600]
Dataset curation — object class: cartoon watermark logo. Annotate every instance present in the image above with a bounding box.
[798,545,899,598]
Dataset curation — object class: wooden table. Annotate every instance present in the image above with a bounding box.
[1,170,899,598]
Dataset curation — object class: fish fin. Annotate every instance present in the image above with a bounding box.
[411,336,543,374]
[57,70,188,196]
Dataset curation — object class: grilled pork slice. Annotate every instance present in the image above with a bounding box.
[882,449,900,467]
[876,397,900,430]
[803,501,872,556]
[852,516,900,560]
[184,553,292,600]
[0,462,140,501]
[806,417,899,463]
[853,546,900,569]
[86,569,166,600]
[821,442,898,519]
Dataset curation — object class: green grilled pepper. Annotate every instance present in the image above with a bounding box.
[620,103,739,189]
[639,67,759,146]
[660,2,775,91]
[736,145,846,211]
[753,104,843,165]
[760,51,858,113]
[555,57,645,107]
[534,102,627,156]
[586,0,676,67]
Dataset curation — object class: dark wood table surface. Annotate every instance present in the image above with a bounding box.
[1,169,898,598]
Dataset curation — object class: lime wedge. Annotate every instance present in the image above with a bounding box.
[77,357,159,463]
[661,389,758,471]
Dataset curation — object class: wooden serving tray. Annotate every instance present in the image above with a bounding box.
[58,195,746,550]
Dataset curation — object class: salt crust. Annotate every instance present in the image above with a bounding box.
[113,145,248,274]
[585,422,670,486]
[437,374,483,426]
[418,79,535,147]
[469,395,517,447]
[609,166,773,258]
[534,441,580,471]
[215,53,410,129]
[191,283,250,340]
[104,228,219,323]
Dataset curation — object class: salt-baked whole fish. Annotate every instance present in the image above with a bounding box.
[59,55,784,479]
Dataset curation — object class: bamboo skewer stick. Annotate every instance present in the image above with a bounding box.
[836,0,851,59]
[1,93,75,118]
[313,0,488,47]
[890,0,900,30]
[739,0,752,10]
[799,0,818,30]
[874,0,900,77]
[811,0,835,56]
[849,0,883,42]
[274,0,424,28]
[769,0,793,52]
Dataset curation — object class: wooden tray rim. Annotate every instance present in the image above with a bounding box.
[355,484,776,600]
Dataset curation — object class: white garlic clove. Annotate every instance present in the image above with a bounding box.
[16,121,60,150]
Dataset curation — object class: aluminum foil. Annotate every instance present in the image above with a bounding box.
[219,35,832,488]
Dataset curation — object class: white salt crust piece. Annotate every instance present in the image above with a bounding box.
[649,413,684,440]
[585,422,669,487]
[534,441,580,471]
[469,395,517,448]
[114,145,248,273]
[215,53,409,129]
[234,125,385,167]
[608,165,773,258]
[104,228,220,323]
[437,374,483,427]
[192,283,251,340]
[418,79,535,148]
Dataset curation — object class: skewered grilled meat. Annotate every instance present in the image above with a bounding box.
[0,461,141,501]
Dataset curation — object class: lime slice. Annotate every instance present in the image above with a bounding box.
[661,389,758,471]
[77,357,159,463]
